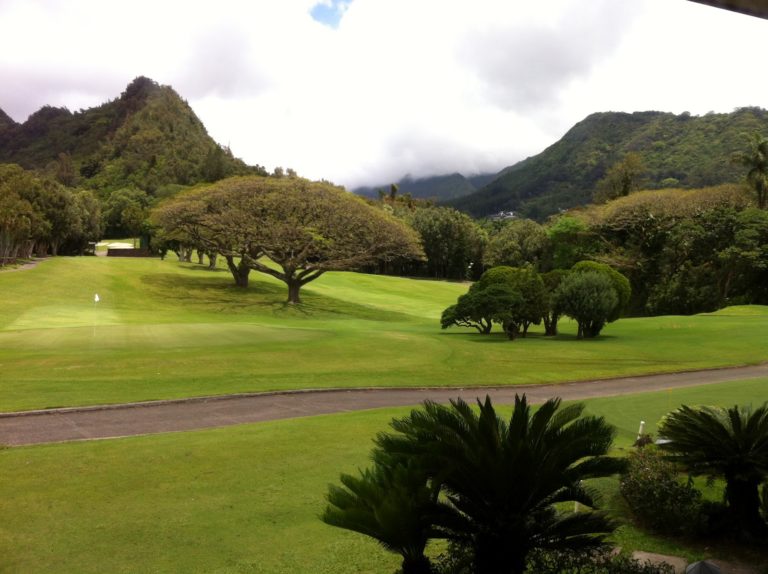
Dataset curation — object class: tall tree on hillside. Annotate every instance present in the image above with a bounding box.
[484,219,549,270]
[593,152,646,203]
[733,133,768,209]
[0,185,35,264]
[405,206,486,279]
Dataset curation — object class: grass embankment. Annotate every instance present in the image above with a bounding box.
[1,379,767,573]
[1,257,768,411]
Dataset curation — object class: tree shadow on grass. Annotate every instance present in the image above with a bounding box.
[140,273,416,322]
[441,331,618,343]
[180,264,229,274]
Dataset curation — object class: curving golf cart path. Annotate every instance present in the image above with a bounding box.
[1,363,768,446]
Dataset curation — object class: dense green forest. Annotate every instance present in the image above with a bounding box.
[450,108,768,219]
[0,77,264,194]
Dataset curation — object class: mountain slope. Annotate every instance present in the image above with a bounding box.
[0,108,15,132]
[0,77,261,193]
[450,108,768,219]
[354,171,498,201]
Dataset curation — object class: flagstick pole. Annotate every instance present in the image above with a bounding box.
[93,293,99,338]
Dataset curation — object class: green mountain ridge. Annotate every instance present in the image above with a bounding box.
[354,171,499,202]
[0,108,15,131]
[449,108,768,219]
[0,77,262,194]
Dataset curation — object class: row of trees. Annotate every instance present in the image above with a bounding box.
[0,164,102,264]
[152,176,424,303]
[448,183,768,316]
[376,133,768,314]
[441,262,630,339]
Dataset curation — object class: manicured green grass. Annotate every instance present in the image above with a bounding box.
[2,379,767,573]
[1,257,768,411]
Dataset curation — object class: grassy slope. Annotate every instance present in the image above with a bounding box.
[1,257,768,411]
[1,379,767,573]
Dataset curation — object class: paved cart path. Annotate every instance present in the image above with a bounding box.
[1,363,767,446]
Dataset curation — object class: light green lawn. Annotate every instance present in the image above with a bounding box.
[1,379,767,573]
[1,257,768,411]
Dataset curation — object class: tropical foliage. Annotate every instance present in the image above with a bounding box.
[658,402,768,539]
[0,163,102,263]
[619,447,702,536]
[324,395,624,574]
[404,206,486,280]
[322,453,444,574]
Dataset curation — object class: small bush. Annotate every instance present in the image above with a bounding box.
[433,546,676,574]
[525,547,676,574]
[433,542,472,574]
[620,447,702,536]
[554,271,618,338]
[633,433,654,448]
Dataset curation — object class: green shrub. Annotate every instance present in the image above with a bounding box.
[554,271,618,338]
[434,545,676,574]
[619,447,702,536]
[525,547,676,574]
[571,261,631,321]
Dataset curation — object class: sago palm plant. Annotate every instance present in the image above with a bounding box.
[658,402,768,538]
[321,453,447,574]
[376,395,624,574]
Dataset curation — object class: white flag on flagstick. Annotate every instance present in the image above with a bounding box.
[94,293,100,303]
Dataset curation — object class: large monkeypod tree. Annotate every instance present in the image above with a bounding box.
[157,176,425,303]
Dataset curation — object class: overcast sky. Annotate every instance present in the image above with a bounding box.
[1,0,766,188]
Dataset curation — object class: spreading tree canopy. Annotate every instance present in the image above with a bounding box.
[154,176,425,302]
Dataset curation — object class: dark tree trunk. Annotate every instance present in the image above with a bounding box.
[725,476,767,538]
[287,280,302,304]
[225,256,250,288]
[197,250,205,265]
[505,321,518,340]
[543,313,559,336]
[475,537,527,574]
[401,554,432,574]
[207,252,218,269]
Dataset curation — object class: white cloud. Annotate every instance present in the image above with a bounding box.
[1,0,767,188]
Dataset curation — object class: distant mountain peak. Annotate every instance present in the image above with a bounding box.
[353,171,499,202]
[0,107,17,130]
[0,77,265,192]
